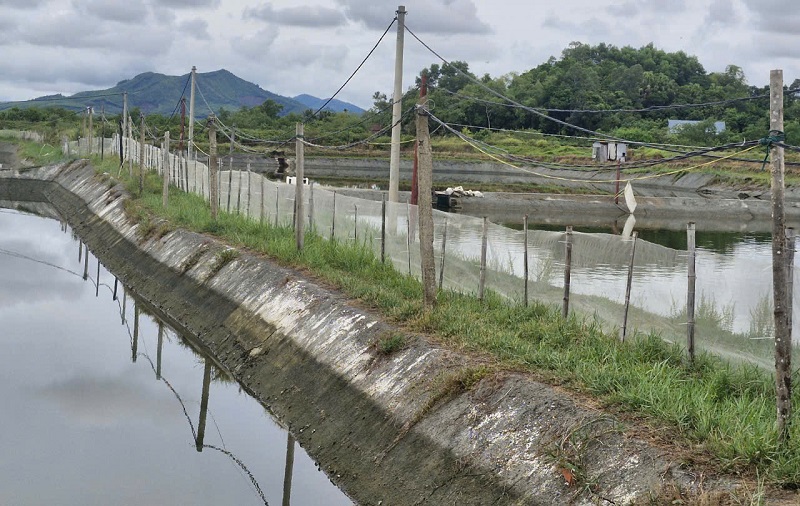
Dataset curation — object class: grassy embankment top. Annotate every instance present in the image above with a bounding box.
[9,137,800,497]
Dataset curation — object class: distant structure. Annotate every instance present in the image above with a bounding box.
[667,119,726,134]
[592,141,627,162]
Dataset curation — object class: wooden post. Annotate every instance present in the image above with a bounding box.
[282,433,296,506]
[196,359,212,452]
[439,218,448,290]
[787,227,795,331]
[127,115,133,177]
[381,194,387,263]
[208,116,219,220]
[770,69,792,443]
[687,222,696,361]
[162,131,170,208]
[479,217,488,301]
[524,214,529,307]
[621,231,639,342]
[236,167,243,214]
[416,73,436,308]
[406,202,412,275]
[331,191,336,239]
[226,168,233,212]
[138,114,145,195]
[295,123,305,250]
[260,175,266,224]
[100,106,105,161]
[247,164,252,218]
[562,226,573,319]
[308,181,315,231]
[156,321,164,380]
[354,204,359,243]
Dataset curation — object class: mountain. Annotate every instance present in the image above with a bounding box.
[293,94,365,114]
[0,69,352,117]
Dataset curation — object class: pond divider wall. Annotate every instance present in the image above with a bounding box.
[0,161,711,505]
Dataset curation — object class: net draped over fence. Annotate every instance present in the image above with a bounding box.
[63,135,796,370]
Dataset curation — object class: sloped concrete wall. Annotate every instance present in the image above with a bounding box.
[0,162,710,505]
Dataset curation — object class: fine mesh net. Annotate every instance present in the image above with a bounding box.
[70,135,798,369]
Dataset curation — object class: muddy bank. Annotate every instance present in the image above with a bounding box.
[2,162,740,504]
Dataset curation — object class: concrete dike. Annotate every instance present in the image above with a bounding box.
[1,161,723,505]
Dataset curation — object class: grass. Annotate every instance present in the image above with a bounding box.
[15,142,800,488]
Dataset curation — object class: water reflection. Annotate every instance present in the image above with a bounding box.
[0,208,352,505]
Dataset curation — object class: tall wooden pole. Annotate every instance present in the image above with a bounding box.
[209,115,219,220]
[416,74,436,308]
[295,122,305,250]
[770,69,792,443]
[388,5,406,204]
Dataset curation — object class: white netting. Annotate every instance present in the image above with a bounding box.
[63,135,796,369]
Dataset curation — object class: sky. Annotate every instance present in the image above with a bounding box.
[1,0,799,110]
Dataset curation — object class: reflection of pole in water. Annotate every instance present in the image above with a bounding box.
[113,277,118,301]
[282,433,295,506]
[78,241,82,263]
[156,321,164,380]
[95,258,100,297]
[82,245,89,280]
[132,303,139,363]
[121,289,127,324]
[196,359,212,452]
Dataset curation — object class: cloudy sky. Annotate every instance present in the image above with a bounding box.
[0,0,798,109]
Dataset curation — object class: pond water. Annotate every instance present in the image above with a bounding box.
[0,208,352,505]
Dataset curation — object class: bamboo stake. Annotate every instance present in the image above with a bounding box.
[562,226,573,319]
[687,222,696,361]
[621,231,639,342]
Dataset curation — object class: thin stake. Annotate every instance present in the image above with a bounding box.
[113,277,118,300]
[381,194,386,263]
[246,164,252,218]
[439,218,448,290]
[479,217,488,301]
[236,168,243,214]
[132,303,139,363]
[260,175,266,224]
[196,359,212,451]
[275,187,279,228]
[282,433,296,506]
[407,201,412,276]
[226,169,233,213]
[523,214,529,307]
[687,222,697,361]
[331,191,337,240]
[354,204,359,243]
[121,289,127,324]
[562,226,573,319]
[621,231,639,342]
[83,245,89,280]
[156,321,164,380]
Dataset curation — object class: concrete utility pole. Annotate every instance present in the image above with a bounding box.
[138,113,145,195]
[769,69,792,444]
[388,5,406,204]
[87,106,93,155]
[188,66,197,163]
[209,115,219,220]
[416,74,436,308]
[295,122,305,250]
[162,131,170,208]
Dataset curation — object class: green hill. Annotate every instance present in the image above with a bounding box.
[0,69,311,117]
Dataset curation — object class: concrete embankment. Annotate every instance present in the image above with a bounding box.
[1,161,726,505]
